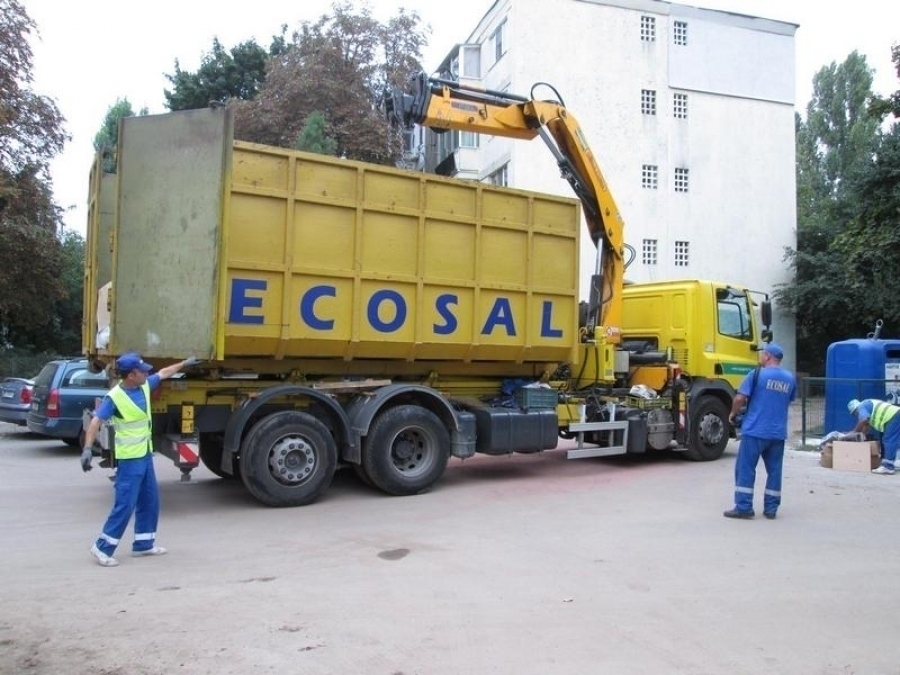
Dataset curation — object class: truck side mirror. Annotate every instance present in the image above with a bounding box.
[760,300,772,327]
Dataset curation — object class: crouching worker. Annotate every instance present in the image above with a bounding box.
[846,398,900,475]
[81,352,199,567]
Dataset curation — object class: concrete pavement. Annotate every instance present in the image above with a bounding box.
[1,421,897,674]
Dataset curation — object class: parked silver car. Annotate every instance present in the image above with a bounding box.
[0,377,36,426]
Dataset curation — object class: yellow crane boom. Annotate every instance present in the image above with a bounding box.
[386,73,626,342]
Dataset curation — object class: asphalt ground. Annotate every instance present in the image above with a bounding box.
[1,420,897,675]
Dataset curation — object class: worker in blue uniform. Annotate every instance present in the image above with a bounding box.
[846,398,900,475]
[81,352,199,567]
[723,343,797,520]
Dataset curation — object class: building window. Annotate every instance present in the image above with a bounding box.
[641,89,656,116]
[673,93,688,119]
[459,131,479,149]
[640,15,656,42]
[673,21,688,46]
[674,167,689,193]
[492,20,506,63]
[642,239,658,265]
[460,44,481,78]
[674,241,690,266]
[486,164,509,187]
[641,164,658,189]
[401,129,415,154]
[437,130,479,158]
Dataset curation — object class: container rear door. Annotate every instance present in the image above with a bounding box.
[112,108,232,359]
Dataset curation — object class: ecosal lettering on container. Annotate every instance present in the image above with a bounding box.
[228,278,565,338]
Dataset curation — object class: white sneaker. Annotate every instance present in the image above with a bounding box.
[132,546,168,557]
[872,465,895,475]
[90,544,119,567]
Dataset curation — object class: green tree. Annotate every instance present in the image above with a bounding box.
[50,229,85,354]
[293,111,339,155]
[231,2,428,165]
[0,0,70,350]
[163,36,284,111]
[804,52,880,201]
[831,124,900,324]
[869,45,900,120]
[778,52,896,372]
[93,98,148,173]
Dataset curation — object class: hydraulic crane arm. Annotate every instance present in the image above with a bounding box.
[386,73,625,340]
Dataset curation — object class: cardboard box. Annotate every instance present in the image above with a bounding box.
[831,441,881,472]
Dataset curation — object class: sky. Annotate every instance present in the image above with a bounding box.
[23,0,900,235]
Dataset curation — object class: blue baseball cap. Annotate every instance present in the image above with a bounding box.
[116,352,153,373]
[761,343,784,360]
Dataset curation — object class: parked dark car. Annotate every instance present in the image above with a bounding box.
[27,358,110,446]
[0,377,35,426]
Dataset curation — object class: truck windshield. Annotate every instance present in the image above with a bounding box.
[716,288,753,340]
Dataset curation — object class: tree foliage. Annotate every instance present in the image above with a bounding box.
[0,0,67,203]
[777,51,900,373]
[0,0,74,353]
[49,229,85,353]
[0,225,85,354]
[829,123,900,324]
[93,98,148,173]
[293,111,339,155]
[803,52,880,197]
[231,2,428,165]
[869,45,900,120]
[163,37,284,111]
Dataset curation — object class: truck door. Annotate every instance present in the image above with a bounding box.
[714,287,758,389]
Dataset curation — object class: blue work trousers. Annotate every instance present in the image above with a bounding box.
[94,453,160,555]
[733,435,785,515]
[878,417,900,469]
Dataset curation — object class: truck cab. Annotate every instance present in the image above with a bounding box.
[620,280,771,390]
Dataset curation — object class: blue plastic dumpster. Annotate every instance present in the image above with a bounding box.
[824,338,900,432]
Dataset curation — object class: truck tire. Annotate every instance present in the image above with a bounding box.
[239,411,337,507]
[683,396,730,461]
[352,463,376,488]
[199,433,240,480]
[362,405,450,496]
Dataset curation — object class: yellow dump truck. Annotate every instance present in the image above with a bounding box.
[83,98,770,507]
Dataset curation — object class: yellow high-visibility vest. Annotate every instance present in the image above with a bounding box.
[870,401,900,433]
[108,383,152,459]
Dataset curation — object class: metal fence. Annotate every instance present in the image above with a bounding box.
[798,377,898,447]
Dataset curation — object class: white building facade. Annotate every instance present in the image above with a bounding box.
[421,0,799,367]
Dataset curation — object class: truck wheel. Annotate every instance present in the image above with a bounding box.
[684,396,730,461]
[199,433,240,480]
[362,405,450,496]
[352,463,376,488]
[239,411,337,507]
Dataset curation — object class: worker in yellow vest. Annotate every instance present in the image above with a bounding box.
[846,398,900,475]
[82,352,199,567]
